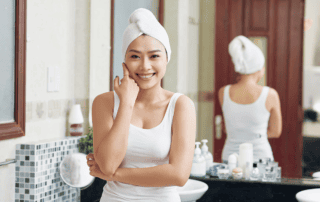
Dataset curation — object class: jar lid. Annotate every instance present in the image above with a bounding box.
[232,167,243,173]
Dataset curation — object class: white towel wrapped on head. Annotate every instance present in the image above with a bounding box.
[228,35,265,75]
[122,8,171,63]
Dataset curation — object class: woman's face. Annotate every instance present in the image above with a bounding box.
[125,35,167,89]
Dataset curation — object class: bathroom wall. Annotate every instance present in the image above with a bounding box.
[303,0,320,108]
[304,0,320,67]
[302,0,320,138]
[0,0,112,201]
[163,0,200,138]
[198,0,215,157]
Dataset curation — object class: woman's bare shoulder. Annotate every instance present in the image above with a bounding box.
[218,85,228,106]
[175,94,194,107]
[267,87,280,100]
[93,91,114,109]
[218,85,228,94]
[266,87,280,108]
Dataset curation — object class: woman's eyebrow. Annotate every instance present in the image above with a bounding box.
[128,49,162,53]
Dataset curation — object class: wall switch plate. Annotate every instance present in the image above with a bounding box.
[47,67,55,92]
[54,66,60,92]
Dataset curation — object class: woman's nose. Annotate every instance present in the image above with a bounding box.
[140,56,151,70]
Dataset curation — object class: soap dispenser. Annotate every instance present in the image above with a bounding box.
[201,139,213,174]
[190,142,206,177]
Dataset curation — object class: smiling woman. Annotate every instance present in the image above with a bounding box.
[87,8,196,202]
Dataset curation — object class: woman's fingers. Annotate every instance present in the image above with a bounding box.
[86,153,94,160]
[86,153,96,167]
[114,76,119,90]
[123,63,130,77]
[87,160,95,166]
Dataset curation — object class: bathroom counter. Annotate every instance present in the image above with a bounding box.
[190,175,320,202]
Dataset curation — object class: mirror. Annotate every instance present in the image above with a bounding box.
[60,153,95,189]
[196,0,320,184]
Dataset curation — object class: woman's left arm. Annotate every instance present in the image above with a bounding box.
[88,95,196,187]
[114,95,196,187]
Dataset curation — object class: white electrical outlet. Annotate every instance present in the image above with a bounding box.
[47,67,55,92]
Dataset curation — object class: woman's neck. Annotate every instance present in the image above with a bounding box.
[237,75,258,86]
[136,85,166,104]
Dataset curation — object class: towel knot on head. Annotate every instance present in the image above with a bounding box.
[228,35,265,75]
[122,8,171,63]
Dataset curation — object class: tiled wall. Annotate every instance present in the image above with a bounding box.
[15,137,83,202]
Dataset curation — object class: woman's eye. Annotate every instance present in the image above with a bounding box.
[131,55,139,58]
[151,55,159,58]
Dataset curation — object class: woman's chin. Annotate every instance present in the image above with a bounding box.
[137,82,161,90]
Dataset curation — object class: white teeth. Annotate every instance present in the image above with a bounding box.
[139,74,154,78]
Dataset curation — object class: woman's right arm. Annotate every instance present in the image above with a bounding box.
[93,63,139,176]
[92,93,134,176]
[267,88,282,138]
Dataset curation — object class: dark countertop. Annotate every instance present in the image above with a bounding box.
[190,174,320,187]
[82,175,320,202]
[189,175,320,202]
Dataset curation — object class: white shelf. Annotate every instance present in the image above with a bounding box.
[303,122,320,137]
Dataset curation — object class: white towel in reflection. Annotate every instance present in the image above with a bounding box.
[228,35,265,74]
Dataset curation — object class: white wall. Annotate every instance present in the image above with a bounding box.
[163,0,200,139]
[304,0,320,67]
[0,0,111,200]
[198,0,215,157]
[303,0,320,109]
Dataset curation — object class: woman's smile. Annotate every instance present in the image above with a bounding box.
[136,73,156,80]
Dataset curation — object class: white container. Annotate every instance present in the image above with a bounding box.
[238,143,253,180]
[228,154,237,174]
[190,142,206,177]
[201,139,213,174]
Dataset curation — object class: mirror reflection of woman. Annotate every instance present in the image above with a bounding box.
[86,8,196,202]
[218,35,282,163]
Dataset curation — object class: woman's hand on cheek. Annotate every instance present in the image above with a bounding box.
[114,63,140,107]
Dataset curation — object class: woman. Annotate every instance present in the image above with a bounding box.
[86,8,196,202]
[218,35,282,163]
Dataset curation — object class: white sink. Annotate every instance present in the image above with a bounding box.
[176,179,209,202]
[296,188,320,202]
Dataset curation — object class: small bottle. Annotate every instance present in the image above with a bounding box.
[250,162,260,181]
[190,142,206,177]
[245,162,251,180]
[201,139,213,175]
[262,166,274,182]
[228,154,237,175]
[238,143,253,180]
[258,159,267,179]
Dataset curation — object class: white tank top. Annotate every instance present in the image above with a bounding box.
[221,85,274,162]
[100,91,183,202]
